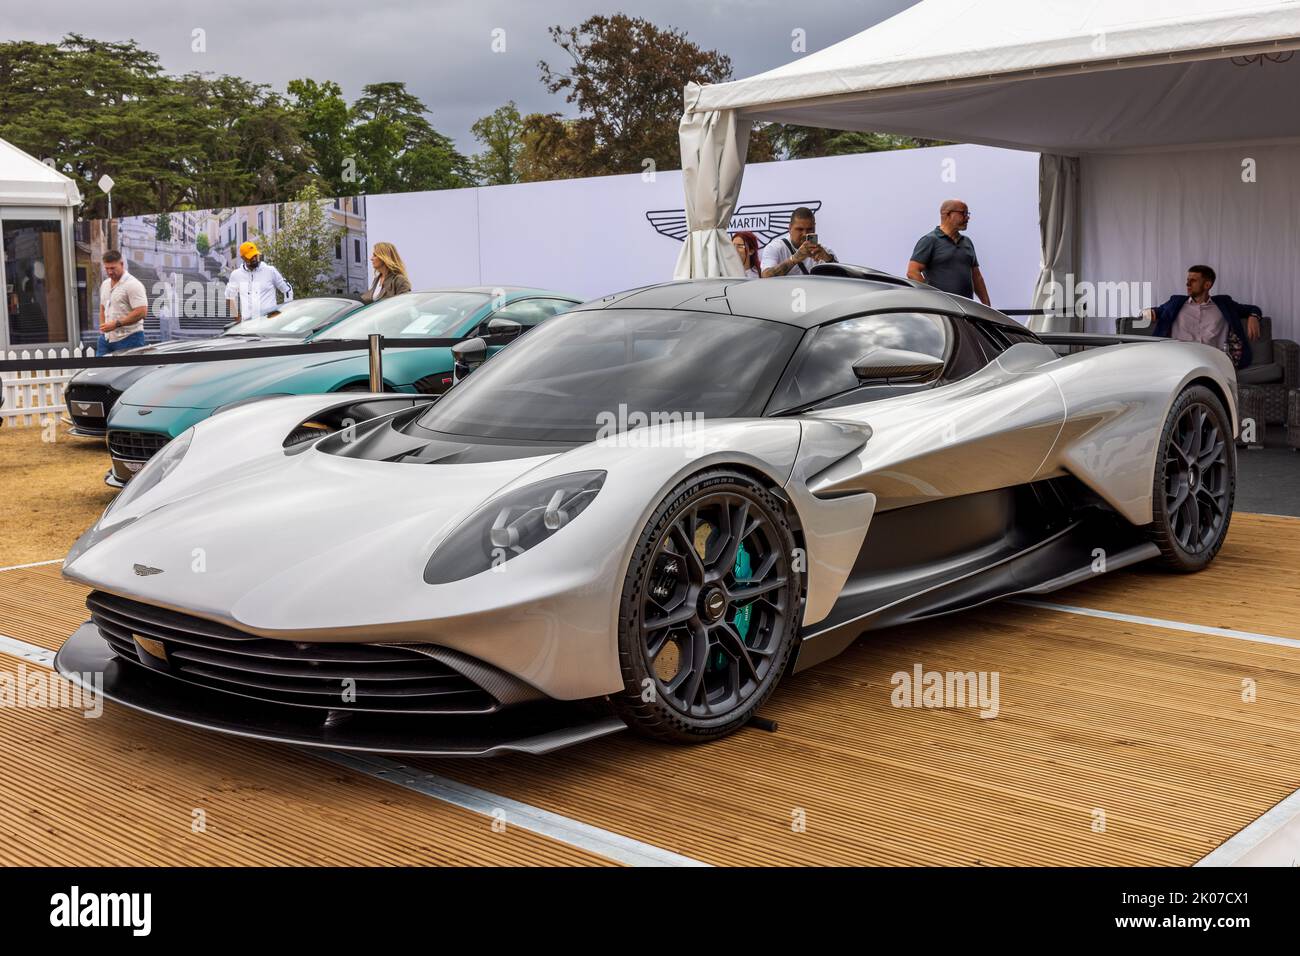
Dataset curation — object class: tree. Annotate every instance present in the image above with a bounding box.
[535,15,733,179]
[0,35,179,217]
[185,73,317,207]
[287,78,352,195]
[517,112,594,182]
[470,102,525,185]
[347,82,472,193]
[195,233,210,255]
[253,183,341,298]
[0,35,319,216]
[536,14,731,175]
[155,212,172,241]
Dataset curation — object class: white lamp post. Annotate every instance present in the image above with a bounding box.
[98,174,115,220]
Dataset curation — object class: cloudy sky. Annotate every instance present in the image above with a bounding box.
[2,0,915,154]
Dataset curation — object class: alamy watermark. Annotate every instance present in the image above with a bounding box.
[148,276,236,319]
[0,663,102,718]
[50,886,151,936]
[1042,273,1154,320]
[890,663,1000,718]
[594,403,714,457]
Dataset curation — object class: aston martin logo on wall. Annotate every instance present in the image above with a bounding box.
[646,202,822,245]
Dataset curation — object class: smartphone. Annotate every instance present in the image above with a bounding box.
[805,233,819,246]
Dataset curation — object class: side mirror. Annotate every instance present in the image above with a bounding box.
[451,336,488,384]
[852,347,945,384]
[484,317,523,343]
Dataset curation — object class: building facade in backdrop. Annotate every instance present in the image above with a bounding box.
[76,196,369,345]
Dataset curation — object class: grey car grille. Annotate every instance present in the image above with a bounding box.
[88,591,499,715]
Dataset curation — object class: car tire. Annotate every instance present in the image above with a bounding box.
[1147,384,1235,572]
[611,469,801,743]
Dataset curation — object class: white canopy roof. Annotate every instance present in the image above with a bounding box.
[686,0,1300,154]
[0,137,81,207]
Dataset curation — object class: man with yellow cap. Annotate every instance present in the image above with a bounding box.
[225,240,292,322]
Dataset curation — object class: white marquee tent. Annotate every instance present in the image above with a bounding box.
[0,138,81,208]
[676,0,1300,335]
[0,137,83,348]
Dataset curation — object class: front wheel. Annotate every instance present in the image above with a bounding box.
[612,470,802,743]
[1148,385,1235,571]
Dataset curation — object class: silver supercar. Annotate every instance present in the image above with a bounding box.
[57,266,1240,756]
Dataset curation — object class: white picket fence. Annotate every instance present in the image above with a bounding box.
[1,346,96,428]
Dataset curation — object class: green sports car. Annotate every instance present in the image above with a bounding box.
[103,287,580,485]
[64,296,367,438]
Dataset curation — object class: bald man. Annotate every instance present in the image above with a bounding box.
[907,199,990,305]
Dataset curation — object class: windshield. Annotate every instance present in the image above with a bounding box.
[316,291,490,340]
[414,309,803,442]
[223,297,357,338]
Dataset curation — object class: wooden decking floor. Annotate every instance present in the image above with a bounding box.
[1,513,1296,866]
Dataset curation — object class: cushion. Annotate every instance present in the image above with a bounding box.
[1237,362,1284,385]
[1250,315,1274,366]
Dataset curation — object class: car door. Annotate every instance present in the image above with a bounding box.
[781,311,1066,509]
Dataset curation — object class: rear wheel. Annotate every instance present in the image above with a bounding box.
[612,470,801,743]
[1148,385,1235,571]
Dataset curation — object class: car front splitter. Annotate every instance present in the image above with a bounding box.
[55,621,627,757]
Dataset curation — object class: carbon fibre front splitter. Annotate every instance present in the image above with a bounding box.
[55,621,628,757]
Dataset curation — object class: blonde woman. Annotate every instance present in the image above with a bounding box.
[363,242,412,301]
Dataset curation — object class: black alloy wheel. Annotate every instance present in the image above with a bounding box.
[1149,385,1235,571]
[613,470,801,742]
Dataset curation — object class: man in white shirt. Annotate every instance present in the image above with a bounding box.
[225,241,292,321]
[759,207,836,277]
[95,250,149,356]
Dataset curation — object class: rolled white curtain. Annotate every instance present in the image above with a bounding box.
[674,83,750,279]
[1029,153,1081,332]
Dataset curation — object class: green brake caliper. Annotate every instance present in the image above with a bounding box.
[712,542,753,671]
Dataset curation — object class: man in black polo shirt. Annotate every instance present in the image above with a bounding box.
[907,199,990,305]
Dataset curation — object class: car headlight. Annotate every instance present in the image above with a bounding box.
[106,429,193,516]
[423,471,605,584]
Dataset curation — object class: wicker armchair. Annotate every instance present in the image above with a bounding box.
[1115,315,1298,428]
[1287,390,1300,451]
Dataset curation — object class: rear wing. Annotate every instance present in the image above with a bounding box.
[1037,332,1167,354]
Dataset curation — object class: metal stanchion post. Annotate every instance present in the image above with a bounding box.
[368,333,383,392]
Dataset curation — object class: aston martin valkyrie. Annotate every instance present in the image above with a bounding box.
[57,266,1239,755]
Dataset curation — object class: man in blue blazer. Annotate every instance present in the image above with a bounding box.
[1145,264,1262,369]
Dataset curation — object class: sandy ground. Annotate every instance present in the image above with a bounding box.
[0,423,115,567]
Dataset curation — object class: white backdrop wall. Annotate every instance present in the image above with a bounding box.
[368,144,1041,312]
[1081,143,1300,338]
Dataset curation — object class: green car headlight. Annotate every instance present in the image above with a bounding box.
[106,429,193,516]
[423,471,605,584]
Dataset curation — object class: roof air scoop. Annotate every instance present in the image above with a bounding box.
[809,263,917,287]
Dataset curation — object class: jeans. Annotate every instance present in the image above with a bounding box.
[95,330,147,356]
